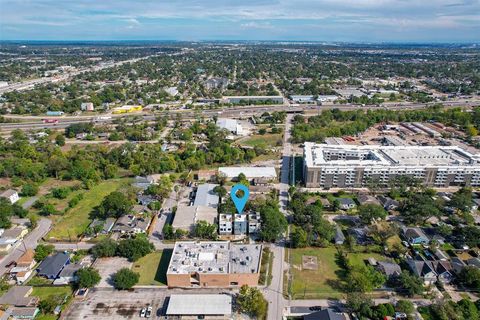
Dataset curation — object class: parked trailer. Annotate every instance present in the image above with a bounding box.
[42,119,59,124]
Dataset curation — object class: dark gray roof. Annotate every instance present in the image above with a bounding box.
[338,198,355,205]
[334,227,345,243]
[58,263,82,278]
[37,252,69,278]
[304,309,345,320]
[0,286,37,307]
[377,261,402,277]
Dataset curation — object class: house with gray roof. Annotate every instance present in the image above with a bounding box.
[303,308,346,320]
[376,261,402,278]
[334,226,345,245]
[337,198,356,210]
[407,257,437,285]
[403,227,430,245]
[0,286,38,307]
[37,252,70,279]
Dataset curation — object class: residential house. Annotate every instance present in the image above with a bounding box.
[376,261,402,278]
[111,215,151,235]
[233,214,248,235]
[37,252,70,279]
[434,249,449,261]
[132,205,152,215]
[248,212,261,234]
[451,257,467,273]
[320,198,331,209]
[357,194,381,206]
[5,307,39,319]
[403,227,430,245]
[0,286,38,307]
[432,260,454,284]
[10,249,36,284]
[0,227,28,253]
[303,308,346,320]
[338,198,356,210]
[0,189,19,204]
[334,226,345,245]
[53,263,82,285]
[348,227,371,245]
[219,214,233,235]
[377,195,400,211]
[467,257,480,268]
[407,258,437,285]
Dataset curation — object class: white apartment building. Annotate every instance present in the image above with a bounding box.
[303,143,480,188]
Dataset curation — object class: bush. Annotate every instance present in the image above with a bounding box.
[77,267,101,288]
[21,184,38,196]
[91,239,118,258]
[34,244,54,261]
[51,187,71,199]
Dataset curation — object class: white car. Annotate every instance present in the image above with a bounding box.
[140,308,147,317]
[146,306,153,318]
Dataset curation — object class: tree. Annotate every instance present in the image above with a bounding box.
[449,187,473,214]
[346,265,386,292]
[397,270,424,297]
[237,285,268,319]
[346,292,373,315]
[458,266,480,290]
[116,237,154,261]
[112,268,139,290]
[55,134,65,146]
[259,202,287,242]
[192,220,217,240]
[396,300,415,314]
[213,185,227,200]
[34,244,54,262]
[77,267,101,288]
[96,191,133,219]
[39,295,63,314]
[21,184,38,196]
[91,238,118,258]
[457,299,479,320]
[290,226,308,248]
[358,204,387,224]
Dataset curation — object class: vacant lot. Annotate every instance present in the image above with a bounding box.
[239,133,283,148]
[95,257,132,288]
[32,286,73,300]
[132,250,172,286]
[288,247,387,299]
[47,179,128,241]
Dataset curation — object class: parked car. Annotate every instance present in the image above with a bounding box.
[5,261,17,269]
[309,306,322,311]
[140,308,146,317]
[146,306,152,318]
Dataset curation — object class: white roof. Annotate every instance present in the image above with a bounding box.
[217,118,242,134]
[166,294,232,315]
[194,183,219,208]
[219,166,277,179]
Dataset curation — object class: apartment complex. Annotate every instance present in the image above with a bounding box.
[167,241,262,288]
[303,143,480,188]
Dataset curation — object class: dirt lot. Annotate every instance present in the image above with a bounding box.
[94,257,132,288]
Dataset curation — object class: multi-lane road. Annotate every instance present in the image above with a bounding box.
[1,99,479,133]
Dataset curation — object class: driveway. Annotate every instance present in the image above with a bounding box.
[0,217,51,276]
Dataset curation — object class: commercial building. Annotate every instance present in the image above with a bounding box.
[111,105,143,114]
[303,143,480,188]
[167,241,262,288]
[194,184,220,208]
[172,205,218,233]
[219,166,277,180]
[80,102,94,111]
[166,294,232,319]
[223,95,284,104]
[216,118,243,135]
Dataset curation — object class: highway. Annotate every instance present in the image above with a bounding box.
[0,54,160,95]
[1,99,479,133]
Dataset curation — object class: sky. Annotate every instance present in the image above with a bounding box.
[0,0,479,42]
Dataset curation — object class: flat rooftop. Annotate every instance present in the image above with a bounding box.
[166,294,232,315]
[219,166,277,179]
[304,142,480,168]
[193,183,219,208]
[167,241,262,275]
[172,205,217,231]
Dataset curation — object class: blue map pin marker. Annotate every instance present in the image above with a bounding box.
[231,184,250,214]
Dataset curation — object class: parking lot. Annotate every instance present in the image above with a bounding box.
[63,288,235,319]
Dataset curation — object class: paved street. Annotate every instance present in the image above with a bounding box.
[0,218,51,276]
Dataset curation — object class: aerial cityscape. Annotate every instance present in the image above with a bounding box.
[0,1,480,320]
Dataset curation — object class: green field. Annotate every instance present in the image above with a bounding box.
[32,286,73,300]
[287,247,387,299]
[132,250,172,286]
[240,133,283,148]
[47,179,128,240]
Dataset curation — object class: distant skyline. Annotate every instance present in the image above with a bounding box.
[1,0,479,42]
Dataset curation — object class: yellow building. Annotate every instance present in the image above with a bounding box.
[112,105,143,114]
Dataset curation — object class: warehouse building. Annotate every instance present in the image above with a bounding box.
[166,294,232,319]
[167,241,262,288]
[303,143,480,188]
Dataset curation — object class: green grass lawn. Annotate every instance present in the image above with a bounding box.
[31,286,73,300]
[132,250,172,286]
[239,133,283,148]
[47,179,129,241]
[287,247,389,299]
